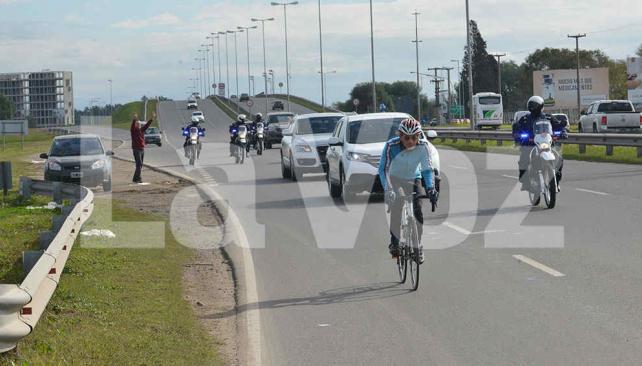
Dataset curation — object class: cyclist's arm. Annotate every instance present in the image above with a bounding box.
[378,142,391,192]
[419,143,434,190]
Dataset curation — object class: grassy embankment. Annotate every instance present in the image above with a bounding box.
[268,94,328,113]
[111,100,158,130]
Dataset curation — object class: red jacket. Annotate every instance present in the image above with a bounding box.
[131,118,153,149]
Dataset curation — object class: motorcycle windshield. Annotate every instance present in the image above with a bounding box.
[533,120,553,136]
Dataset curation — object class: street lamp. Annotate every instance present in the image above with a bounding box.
[228,29,242,112]
[205,38,217,93]
[249,76,255,96]
[238,25,258,100]
[317,70,335,108]
[251,17,275,117]
[317,0,325,110]
[107,79,113,117]
[199,48,211,97]
[271,1,298,112]
[218,31,230,100]
[211,33,223,97]
[450,59,462,118]
[465,0,473,129]
[369,0,376,112]
[268,69,275,94]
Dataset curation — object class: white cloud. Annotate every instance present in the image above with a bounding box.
[112,13,182,30]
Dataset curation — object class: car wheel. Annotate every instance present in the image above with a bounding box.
[578,123,583,133]
[157,142,162,147]
[290,152,298,181]
[102,179,112,192]
[328,170,341,198]
[281,151,291,179]
[266,141,272,149]
[340,167,355,202]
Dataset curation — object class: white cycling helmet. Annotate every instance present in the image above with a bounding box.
[398,118,422,135]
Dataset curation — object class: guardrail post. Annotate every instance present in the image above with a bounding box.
[52,182,62,203]
[606,145,614,156]
[19,177,32,200]
[465,139,471,144]
[497,140,503,146]
[638,147,642,158]
[0,285,32,353]
[480,139,486,145]
[452,138,458,143]
[578,144,586,154]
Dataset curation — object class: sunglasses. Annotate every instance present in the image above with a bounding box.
[401,134,419,141]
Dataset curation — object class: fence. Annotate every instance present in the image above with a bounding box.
[0,178,94,353]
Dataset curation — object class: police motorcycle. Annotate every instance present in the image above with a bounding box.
[254,122,265,155]
[518,119,563,209]
[182,120,205,166]
[233,125,249,164]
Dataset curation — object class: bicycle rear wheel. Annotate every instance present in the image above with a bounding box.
[397,245,407,284]
[408,219,420,291]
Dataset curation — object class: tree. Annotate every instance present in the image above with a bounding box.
[524,47,609,70]
[500,60,532,112]
[0,94,14,119]
[608,59,628,100]
[338,82,395,113]
[460,20,499,116]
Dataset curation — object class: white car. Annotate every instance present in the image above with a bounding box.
[280,113,344,181]
[187,99,198,109]
[326,112,439,200]
[191,111,205,122]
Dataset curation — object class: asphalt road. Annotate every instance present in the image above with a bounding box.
[108,99,642,365]
[229,95,317,117]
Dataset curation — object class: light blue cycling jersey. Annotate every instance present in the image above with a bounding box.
[378,137,434,191]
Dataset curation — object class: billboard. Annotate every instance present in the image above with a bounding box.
[533,68,609,109]
[627,56,642,107]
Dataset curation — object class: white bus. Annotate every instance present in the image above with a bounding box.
[472,92,503,129]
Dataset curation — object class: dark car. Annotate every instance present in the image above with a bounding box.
[240,93,250,101]
[272,101,284,111]
[40,134,114,191]
[265,112,295,148]
[144,127,162,146]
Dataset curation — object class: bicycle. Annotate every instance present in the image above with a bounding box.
[390,187,437,291]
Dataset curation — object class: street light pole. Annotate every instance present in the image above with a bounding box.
[212,33,222,97]
[107,79,113,117]
[568,33,586,116]
[271,1,298,113]
[252,17,275,117]
[218,31,230,100]
[238,25,257,99]
[318,70,335,107]
[369,0,376,112]
[206,37,217,92]
[490,53,506,95]
[450,59,462,118]
[412,10,422,120]
[317,0,325,110]
[465,0,474,129]
[200,48,211,96]
[228,30,242,113]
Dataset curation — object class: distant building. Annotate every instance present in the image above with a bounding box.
[0,71,74,127]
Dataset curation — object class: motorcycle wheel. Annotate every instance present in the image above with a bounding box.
[241,145,246,164]
[544,168,557,209]
[258,141,263,155]
[528,171,540,206]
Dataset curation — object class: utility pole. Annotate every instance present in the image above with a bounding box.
[451,59,463,118]
[369,0,376,112]
[212,33,222,96]
[568,33,586,117]
[465,0,474,130]
[427,67,442,122]
[490,53,506,95]
[441,67,454,122]
[252,17,275,117]
[412,10,422,121]
[271,1,298,112]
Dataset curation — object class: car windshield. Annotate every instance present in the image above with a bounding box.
[347,118,405,144]
[533,120,553,135]
[269,114,294,125]
[478,96,501,105]
[597,102,634,113]
[188,100,196,103]
[193,112,203,116]
[145,127,159,134]
[297,116,341,135]
[50,137,104,157]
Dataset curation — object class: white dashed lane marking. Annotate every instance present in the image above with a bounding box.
[513,255,566,277]
[575,188,610,196]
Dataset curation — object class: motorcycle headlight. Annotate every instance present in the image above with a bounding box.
[539,143,550,151]
[295,144,312,153]
[346,152,368,161]
[47,160,62,171]
[91,160,105,170]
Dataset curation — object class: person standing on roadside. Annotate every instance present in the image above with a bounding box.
[130,111,156,183]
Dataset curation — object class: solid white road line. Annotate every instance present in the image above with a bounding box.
[502,174,519,179]
[449,165,468,170]
[512,255,566,277]
[575,188,610,196]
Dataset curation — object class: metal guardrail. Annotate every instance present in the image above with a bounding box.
[0,178,94,353]
[429,129,642,158]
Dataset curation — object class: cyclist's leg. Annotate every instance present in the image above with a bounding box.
[388,177,404,254]
[413,178,425,242]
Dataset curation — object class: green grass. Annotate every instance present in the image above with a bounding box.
[269,94,328,112]
[0,192,57,284]
[211,96,244,121]
[432,138,642,165]
[111,100,158,130]
[1,199,222,365]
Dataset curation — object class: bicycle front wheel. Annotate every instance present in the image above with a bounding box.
[408,219,420,291]
[397,246,407,284]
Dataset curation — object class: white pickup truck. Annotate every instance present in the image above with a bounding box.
[579,100,641,133]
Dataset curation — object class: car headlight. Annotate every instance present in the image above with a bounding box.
[295,144,312,153]
[346,152,369,161]
[47,160,62,171]
[91,160,105,169]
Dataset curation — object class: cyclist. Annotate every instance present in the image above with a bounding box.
[379,118,438,263]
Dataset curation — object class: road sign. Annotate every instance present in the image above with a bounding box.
[246,100,254,107]
[212,83,216,88]
[353,98,360,106]
[278,82,284,88]
[450,105,463,115]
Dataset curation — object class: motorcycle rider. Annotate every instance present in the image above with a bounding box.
[183,116,204,158]
[379,118,438,263]
[513,96,568,191]
[229,114,248,156]
[249,113,265,150]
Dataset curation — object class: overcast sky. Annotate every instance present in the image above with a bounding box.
[1,0,641,108]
